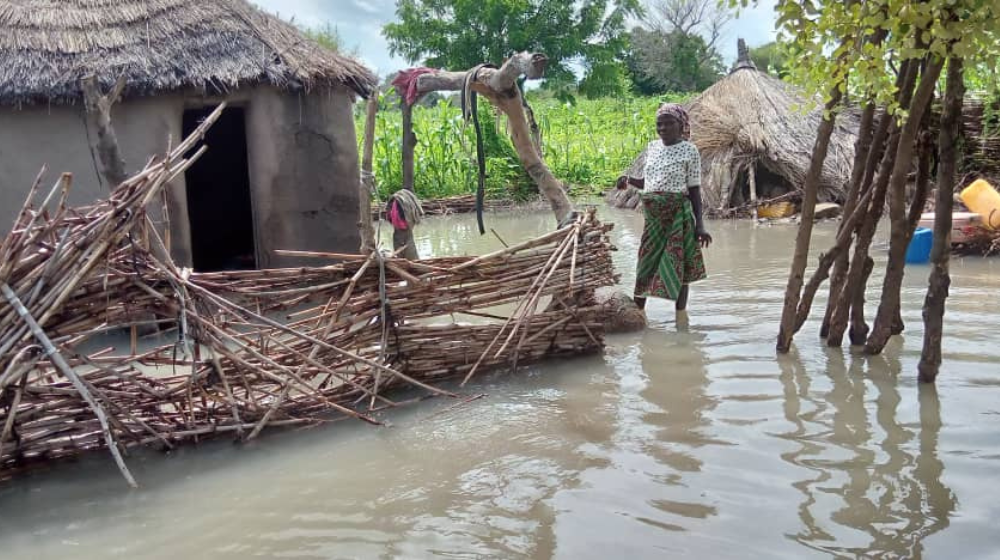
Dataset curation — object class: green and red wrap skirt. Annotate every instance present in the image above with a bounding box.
[634,191,707,301]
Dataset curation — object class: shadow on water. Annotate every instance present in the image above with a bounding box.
[779,343,956,559]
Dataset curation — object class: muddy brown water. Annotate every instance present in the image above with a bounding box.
[1,207,999,559]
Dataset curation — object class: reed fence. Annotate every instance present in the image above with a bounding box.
[0,105,617,486]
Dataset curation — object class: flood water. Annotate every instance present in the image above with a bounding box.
[2,207,999,559]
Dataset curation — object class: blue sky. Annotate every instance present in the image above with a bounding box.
[251,0,778,77]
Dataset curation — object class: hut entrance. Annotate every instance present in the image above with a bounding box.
[730,163,794,207]
[183,107,257,272]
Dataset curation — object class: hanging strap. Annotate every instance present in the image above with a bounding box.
[462,63,496,235]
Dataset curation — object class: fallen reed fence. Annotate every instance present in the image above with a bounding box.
[0,105,617,487]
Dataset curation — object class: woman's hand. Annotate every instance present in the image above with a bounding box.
[615,175,630,190]
[696,227,713,248]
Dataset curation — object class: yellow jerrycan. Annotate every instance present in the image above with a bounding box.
[960,179,1000,230]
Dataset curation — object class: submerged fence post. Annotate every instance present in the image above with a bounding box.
[394,100,419,260]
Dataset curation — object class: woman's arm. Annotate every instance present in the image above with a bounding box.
[616,175,645,190]
[688,186,712,246]
[685,143,711,246]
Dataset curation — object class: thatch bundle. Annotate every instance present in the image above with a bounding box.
[0,106,617,485]
[958,99,1000,177]
[613,43,859,214]
[0,0,378,105]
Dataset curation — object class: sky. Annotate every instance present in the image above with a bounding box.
[250,0,778,77]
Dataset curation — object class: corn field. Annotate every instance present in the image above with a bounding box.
[355,93,692,202]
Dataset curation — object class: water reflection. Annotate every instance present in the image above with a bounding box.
[1,211,995,559]
[779,346,956,557]
[639,327,719,487]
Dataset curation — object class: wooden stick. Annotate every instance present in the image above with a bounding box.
[2,283,138,488]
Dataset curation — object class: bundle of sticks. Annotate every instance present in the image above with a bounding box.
[0,105,617,486]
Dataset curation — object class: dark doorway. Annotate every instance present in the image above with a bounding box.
[183,107,257,272]
[730,163,794,206]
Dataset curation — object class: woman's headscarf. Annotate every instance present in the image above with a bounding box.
[656,103,691,140]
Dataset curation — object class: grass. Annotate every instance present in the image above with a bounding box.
[356,93,693,202]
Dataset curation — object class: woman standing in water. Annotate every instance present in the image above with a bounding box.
[616,103,712,315]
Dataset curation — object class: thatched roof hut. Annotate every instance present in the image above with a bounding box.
[0,0,377,270]
[612,40,859,214]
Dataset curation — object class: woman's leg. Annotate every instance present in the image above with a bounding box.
[675,285,689,311]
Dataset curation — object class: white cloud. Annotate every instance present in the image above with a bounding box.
[250,0,405,76]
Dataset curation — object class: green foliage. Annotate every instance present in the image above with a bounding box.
[302,23,345,52]
[627,28,724,93]
[748,41,790,78]
[382,0,643,95]
[623,0,731,95]
[578,61,634,99]
[357,93,693,201]
[730,0,1000,118]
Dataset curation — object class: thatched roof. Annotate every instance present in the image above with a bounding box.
[0,0,378,106]
[620,41,859,211]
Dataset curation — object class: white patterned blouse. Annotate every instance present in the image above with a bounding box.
[642,140,701,194]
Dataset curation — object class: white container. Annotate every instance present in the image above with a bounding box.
[918,212,983,244]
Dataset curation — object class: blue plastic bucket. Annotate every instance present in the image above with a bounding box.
[905,227,933,264]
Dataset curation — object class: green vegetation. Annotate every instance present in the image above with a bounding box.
[382,0,734,100]
[748,42,790,78]
[356,92,691,202]
[383,0,642,96]
[625,0,729,95]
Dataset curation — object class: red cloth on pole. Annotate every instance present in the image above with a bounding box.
[388,199,408,230]
[391,67,437,106]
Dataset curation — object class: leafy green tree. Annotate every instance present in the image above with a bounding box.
[382,0,642,94]
[625,0,729,94]
[729,0,1000,375]
[628,27,723,93]
[748,41,789,78]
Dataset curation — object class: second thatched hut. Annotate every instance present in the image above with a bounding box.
[611,40,859,215]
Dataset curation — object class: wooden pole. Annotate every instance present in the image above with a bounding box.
[414,53,574,226]
[394,101,419,260]
[80,75,128,188]
[359,97,378,253]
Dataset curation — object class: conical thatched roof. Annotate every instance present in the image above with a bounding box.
[0,0,378,106]
[616,41,859,212]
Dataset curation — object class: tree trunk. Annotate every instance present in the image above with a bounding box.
[793,184,877,334]
[776,90,843,353]
[521,91,544,156]
[889,129,935,336]
[865,56,944,355]
[415,53,574,225]
[394,101,420,260]
[821,101,882,337]
[827,59,920,347]
[815,27,889,338]
[359,97,378,254]
[919,57,965,383]
[80,75,128,188]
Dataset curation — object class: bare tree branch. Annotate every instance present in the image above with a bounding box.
[645,0,731,47]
